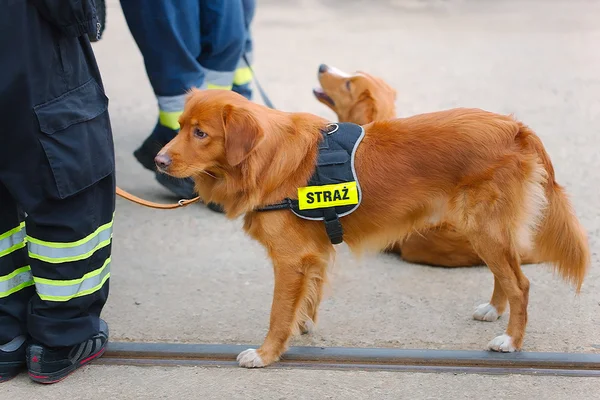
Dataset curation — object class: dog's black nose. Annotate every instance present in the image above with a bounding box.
[154,153,172,170]
[318,64,328,74]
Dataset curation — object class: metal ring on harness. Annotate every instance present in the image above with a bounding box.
[324,123,339,135]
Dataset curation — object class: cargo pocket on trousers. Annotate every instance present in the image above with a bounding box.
[34,79,115,199]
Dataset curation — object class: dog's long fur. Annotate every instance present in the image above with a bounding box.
[156,88,590,368]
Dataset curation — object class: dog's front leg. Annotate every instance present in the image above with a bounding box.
[237,253,327,368]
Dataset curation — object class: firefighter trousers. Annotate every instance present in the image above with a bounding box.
[0,0,116,348]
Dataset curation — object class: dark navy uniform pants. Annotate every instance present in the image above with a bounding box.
[0,0,115,348]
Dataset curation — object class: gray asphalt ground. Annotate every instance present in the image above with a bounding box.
[4,0,599,396]
[4,366,600,400]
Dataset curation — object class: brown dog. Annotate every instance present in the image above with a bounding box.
[314,64,543,267]
[155,88,589,368]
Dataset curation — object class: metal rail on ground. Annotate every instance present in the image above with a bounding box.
[98,342,600,377]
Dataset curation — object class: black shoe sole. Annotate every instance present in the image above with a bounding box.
[28,346,106,384]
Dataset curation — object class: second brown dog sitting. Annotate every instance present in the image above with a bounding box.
[313,63,542,267]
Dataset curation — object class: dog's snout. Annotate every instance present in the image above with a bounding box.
[154,153,172,170]
[318,64,328,74]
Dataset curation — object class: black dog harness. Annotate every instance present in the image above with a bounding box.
[256,122,365,244]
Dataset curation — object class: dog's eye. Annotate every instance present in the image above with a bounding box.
[345,80,351,91]
[193,127,207,139]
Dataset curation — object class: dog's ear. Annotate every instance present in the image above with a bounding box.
[222,104,264,166]
[348,90,376,125]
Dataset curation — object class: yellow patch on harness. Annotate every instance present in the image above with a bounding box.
[298,182,358,210]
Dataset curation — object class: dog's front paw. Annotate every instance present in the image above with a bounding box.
[473,303,500,322]
[236,349,266,368]
[487,334,517,352]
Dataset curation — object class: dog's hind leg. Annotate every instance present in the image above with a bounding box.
[236,251,330,368]
[297,268,326,335]
[469,230,530,352]
[473,275,507,322]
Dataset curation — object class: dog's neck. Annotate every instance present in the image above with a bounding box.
[196,110,329,218]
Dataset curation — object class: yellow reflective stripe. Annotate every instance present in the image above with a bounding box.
[0,222,27,258]
[26,219,112,249]
[27,216,114,264]
[28,237,111,264]
[0,265,31,282]
[37,273,110,302]
[34,258,109,286]
[34,257,110,302]
[206,83,232,90]
[0,280,35,299]
[233,66,253,86]
[0,222,25,241]
[0,266,34,298]
[159,110,183,130]
[0,242,26,258]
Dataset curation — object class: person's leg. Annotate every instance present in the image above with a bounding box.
[157,0,246,211]
[232,0,256,100]
[120,0,247,200]
[0,184,32,382]
[119,0,204,197]
[1,1,115,383]
[197,0,247,90]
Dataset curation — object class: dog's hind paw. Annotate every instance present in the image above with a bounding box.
[473,303,500,322]
[236,349,266,368]
[488,334,516,352]
[301,319,315,335]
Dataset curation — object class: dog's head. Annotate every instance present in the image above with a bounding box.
[154,89,265,180]
[154,89,328,217]
[313,64,397,125]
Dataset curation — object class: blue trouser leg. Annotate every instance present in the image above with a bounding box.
[120,0,246,199]
[232,0,256,100]
[120,0,246,132]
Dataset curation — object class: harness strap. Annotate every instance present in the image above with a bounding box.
[322,207,344,245]
[116,186,202,210]
[255,198,297,211]
[255,198,344,244]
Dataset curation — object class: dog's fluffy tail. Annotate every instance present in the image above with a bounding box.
[535,182,590,292]
[519,124,590,292]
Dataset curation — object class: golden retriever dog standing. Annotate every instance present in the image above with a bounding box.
[313,63,547,268]
[154,88,589,368]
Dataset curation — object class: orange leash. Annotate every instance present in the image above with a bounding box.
[115,186,202,210]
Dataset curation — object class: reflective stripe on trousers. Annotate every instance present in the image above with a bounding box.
[0,222,33,298]
[233,52,253,86]
[33,257,111,302]
[24,215,114,302]
[0,266,33,299]
[0,221,26,257]
[157,67,235,112]
[156,67,236,130]
[27,218,114,264]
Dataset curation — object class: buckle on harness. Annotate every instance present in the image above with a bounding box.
[323,216,343,245]
[322,208,343,245]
